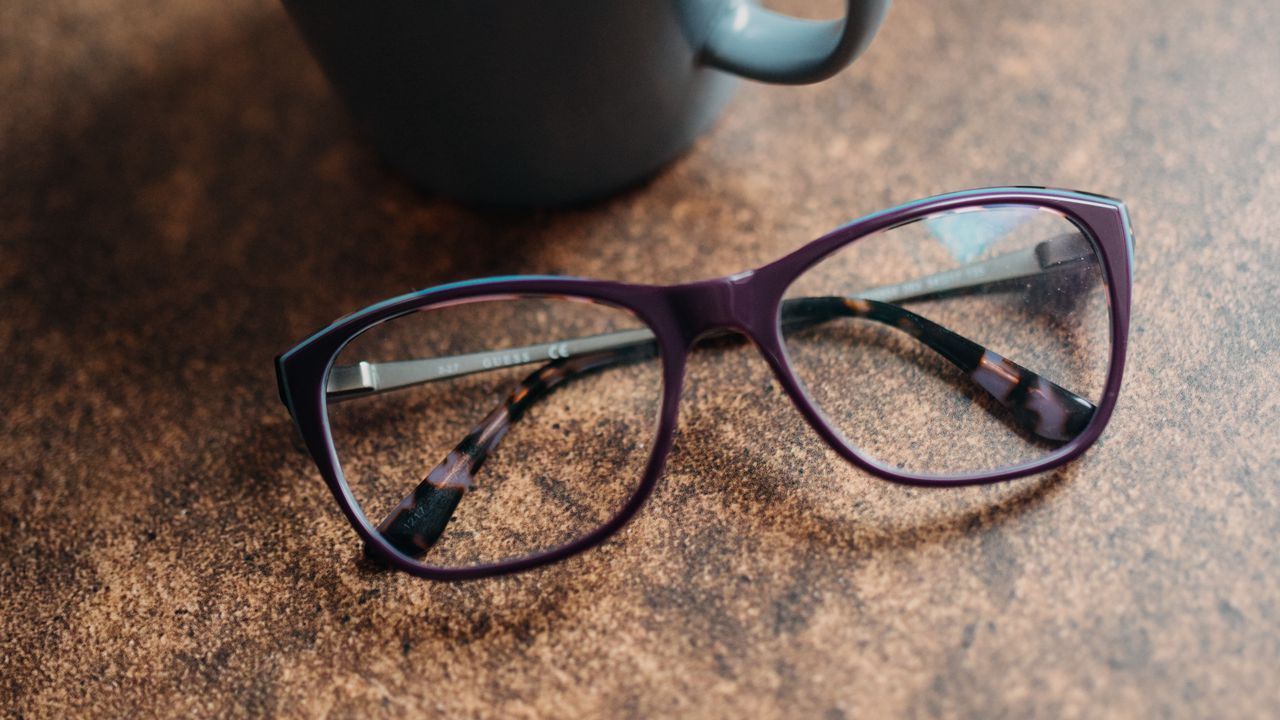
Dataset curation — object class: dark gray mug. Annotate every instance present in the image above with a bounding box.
[283,0,890,206]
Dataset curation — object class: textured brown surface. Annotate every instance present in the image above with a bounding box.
[3,0,1279,717]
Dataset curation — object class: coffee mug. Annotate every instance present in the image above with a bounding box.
[283,0,891,206]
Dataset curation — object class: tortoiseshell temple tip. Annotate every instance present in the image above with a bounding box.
[969,351,1095,443]
[366,483,466,561]
[360,349,653,565]
[782,296,1096,444]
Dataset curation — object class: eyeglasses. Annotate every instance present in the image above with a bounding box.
[275,187,1133,579]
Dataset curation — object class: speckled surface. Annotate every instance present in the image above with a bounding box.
[2,0,1279,717]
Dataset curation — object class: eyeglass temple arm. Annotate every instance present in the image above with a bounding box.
[328,233,1094,399]
[367,346,655,561]
[780,296,1095,442]
[327,328,657,399]
[854,232,1094,303]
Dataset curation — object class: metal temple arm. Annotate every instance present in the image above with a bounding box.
[328,328,655,398]
[855,232,1094,303]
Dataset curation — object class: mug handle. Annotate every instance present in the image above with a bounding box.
[701,0,891,84]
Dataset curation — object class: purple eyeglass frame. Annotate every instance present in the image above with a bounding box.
[275,187,1134,580]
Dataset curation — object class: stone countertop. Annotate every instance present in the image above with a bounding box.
[2,0,1278,716]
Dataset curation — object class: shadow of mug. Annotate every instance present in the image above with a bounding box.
[281,0,890,207]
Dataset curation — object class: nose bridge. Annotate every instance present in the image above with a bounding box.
[666,270,765,344]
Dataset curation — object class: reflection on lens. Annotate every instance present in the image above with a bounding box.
[326,296,662,568]
[781,205,1111,476]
